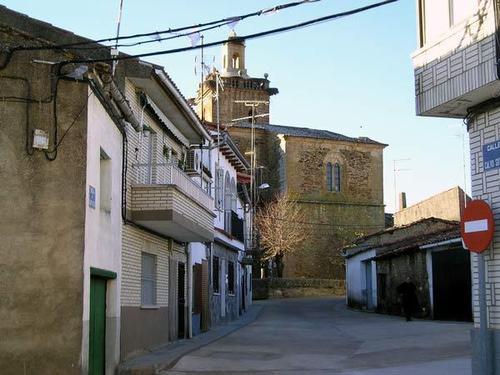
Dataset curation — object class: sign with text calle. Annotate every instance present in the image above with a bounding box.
[483,140,500,170]
[460,200,494,253]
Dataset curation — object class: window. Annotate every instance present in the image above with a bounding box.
[228,261,235,295]
[449,0,476,27]
[231,177,237,212]
[418,0,477,47]
[326,162,333,192]
[224,171,232,232]
[333,163,341,192]
[379,273,387,300]
[141,252,156,306]
[232,54,240,69]
[326,162,341,192]
[215,167,224,210]
[213,256,220,294]
[100,148,112,212]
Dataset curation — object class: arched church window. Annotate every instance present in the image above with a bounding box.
[333,163,341,192]
[326,162,333,192]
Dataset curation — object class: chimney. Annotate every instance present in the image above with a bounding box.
[399,192,407,211]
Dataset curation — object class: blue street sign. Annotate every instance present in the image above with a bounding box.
[483,140,500,171]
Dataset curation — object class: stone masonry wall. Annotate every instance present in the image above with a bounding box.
[283,137,385,279]
[376,251,431,318]
[253,278,346,299]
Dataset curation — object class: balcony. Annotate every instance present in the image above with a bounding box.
[231,211,244,243]
[130,163,215,242]
[412,11,499,117]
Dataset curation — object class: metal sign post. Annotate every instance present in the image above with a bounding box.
[478,251,492,375]
[461,199,495,375]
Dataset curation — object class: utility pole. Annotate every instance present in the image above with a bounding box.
[112,0,125,76]
[234,100,268,254]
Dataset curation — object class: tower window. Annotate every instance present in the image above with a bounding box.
[232,54,240,69]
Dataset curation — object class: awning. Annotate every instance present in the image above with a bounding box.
[237,171,251,184]
[143,93,190,147]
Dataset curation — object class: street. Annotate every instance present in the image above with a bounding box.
[164,297,471,375]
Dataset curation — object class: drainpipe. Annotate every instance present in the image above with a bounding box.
[186,243,193,339]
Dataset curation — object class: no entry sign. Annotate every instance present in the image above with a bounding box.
[461,200,495,253]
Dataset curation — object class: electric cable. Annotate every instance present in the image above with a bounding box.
[11,0,320,52]
[58,18,240,51]
[53,90,94,150]
[256,214,384,228]
[55,0,398,65]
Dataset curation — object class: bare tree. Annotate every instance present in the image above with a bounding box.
[255,193,309,277]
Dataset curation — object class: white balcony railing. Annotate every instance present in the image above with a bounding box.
[131,162,214,211]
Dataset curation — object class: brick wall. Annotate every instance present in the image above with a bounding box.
[130,185,213,234]
[121,225,186,307]
[197,77,272,125]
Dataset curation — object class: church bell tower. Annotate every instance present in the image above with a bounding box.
[196,31,278,125]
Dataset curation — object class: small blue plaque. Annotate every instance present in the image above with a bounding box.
[483,140,500,171]
[89,185,96,209]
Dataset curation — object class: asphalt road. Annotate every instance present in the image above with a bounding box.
[163,297,472,375]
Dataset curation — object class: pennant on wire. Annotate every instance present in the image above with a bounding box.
[227,18,239,31]
[187,30,201,47]
[261,6,279,16]
[149,32,162,43]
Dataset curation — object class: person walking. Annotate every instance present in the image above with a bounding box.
[397,277,418,321]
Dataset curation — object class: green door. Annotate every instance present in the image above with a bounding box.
[89,276,106,375]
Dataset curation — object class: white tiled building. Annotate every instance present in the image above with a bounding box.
[412,1,500,372]
[190,128,252,333]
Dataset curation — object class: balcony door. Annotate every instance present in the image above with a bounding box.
[220,260,226,318]
[138,129,157,184]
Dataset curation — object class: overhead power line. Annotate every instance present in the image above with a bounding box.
[52,18,241,51]
[12,0,320,52]
[57,0,398,65]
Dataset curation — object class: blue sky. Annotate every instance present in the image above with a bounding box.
[2,0,468,213]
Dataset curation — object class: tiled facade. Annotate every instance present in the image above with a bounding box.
[121,225,171,307]
[412,1,500,373]
[469,109,500,327]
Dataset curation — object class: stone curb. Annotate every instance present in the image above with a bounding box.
[118,304,263,375]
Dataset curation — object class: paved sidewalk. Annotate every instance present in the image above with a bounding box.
[118,305,263,375]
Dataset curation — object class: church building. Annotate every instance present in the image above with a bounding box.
[196,32,387,280]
